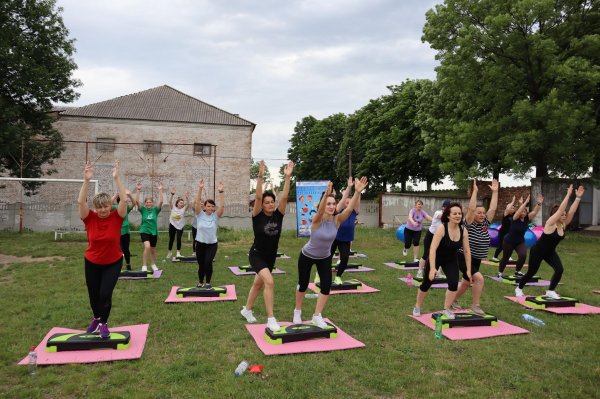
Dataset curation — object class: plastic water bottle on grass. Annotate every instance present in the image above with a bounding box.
[406,273,413,287]
[305,293,319,298]
[522,314,545,326]
[28,346,37,376]
[434,315,443,340]
[234,360,249,377]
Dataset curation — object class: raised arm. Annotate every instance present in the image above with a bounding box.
[486,179,499,222]
[465,179,478,224]
[168,187,175,208]
[253,161,265,217]
[336,176,353,213]
[504,196,516,216]
[311,181,333,228]
[216,182,225,218]
[134,182,142,209]
[336,177,368,227]
[278,161,294,215]
[545,185,573,228]
[113,161,128,218]
[528,193,544,220]
[77,162,93,219]
[157,182,164,210]
[111,193,118,205]
[194,178,204,215]
[513,196,529,221]
[184,192,191,211]
[565,185,584,226]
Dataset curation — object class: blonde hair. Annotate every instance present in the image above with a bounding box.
[92,193,112,209]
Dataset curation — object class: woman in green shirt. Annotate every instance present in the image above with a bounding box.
[135,182,164,272]
[112,190,135,270]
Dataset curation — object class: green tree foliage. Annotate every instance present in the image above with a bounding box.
[422,0,600,182]
[250,158,271,182]
[0,0,80,194]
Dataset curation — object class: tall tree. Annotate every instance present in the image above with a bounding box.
[423,0,600,181]
[0,0,80,194]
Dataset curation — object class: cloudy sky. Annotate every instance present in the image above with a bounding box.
[55,0,529,187]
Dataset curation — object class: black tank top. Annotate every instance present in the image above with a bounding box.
[505,215,529,245]
[533,228,564,253]
[436,222,463,263]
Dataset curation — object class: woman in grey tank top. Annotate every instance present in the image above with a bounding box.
[293,177,368,329]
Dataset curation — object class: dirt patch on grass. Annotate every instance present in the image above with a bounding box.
[0,253,66,265]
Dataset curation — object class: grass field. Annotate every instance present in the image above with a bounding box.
[0,228,599,399]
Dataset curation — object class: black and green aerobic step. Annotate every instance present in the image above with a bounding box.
[317,279,363,290]
[524,296,579,309]
[46,331,131,352]
[238,265,254,272]
[502,275,540,284]
[119,270,154,278]
[413,276,447,285]
[176,286,227,298]
[265,322,337,344]
[430,313,498,329]
[395,261,420,267]
[331,263,362,269]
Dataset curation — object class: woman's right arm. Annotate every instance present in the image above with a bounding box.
[194,179,204,215]
[134,182,142,209]
[311,181,332,229]
[513,196,529,221]
[252,161,265,217]
[504,196,516,217]
[77,162,92,219]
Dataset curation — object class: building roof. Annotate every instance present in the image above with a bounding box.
[58,85,255,127]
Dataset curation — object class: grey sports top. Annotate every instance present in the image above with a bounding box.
[302,217,338,259]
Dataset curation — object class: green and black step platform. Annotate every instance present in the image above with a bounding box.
[524,296,579,309]
[238,264,254,272]
[120,270,154,278]
[332,262,363,270]
[396,261,420,267]
[276,252,285,258]
[265,322,337,344]
[318,279,363,291]
[430,313,498,329]
[502,275,540,284]
[176,286,227,298]
[413,276,447,285]
[46,331,131,352]
[174,256,196,263]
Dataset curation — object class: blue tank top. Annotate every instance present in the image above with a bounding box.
[302,217,338,259]
[504,215,529,245]
[335,210,357,242]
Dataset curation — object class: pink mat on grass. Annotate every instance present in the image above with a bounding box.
[17,324,149,365]
[384,262,419,270]
[481,260,528,268]
[245,319,364,355]
[400,278,447,289]
[228,266,285,276]
[119,269,162,280]
[486,275,551,287]
[409,312,528,340]
[164,285,237,303]
[505,296,600,314]
[307,282,380,295]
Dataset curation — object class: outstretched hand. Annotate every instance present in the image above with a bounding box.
[489,179,498,192]
[83,161,94,181]
[472,179,478,192]
[325,181,333,196]
[258,160,265,178]
[136,182,142,192]
[575,185,585,198]
[347,176,353,188]
[198,178,205,191]
[217,182,224,193]
[536,193,544,204]
[284,161,294,177]
[170,187,176,195]
[112,160,119,179]
[354,176,368,192]
[158,181,164,191]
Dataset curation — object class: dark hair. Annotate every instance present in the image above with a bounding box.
[204,199,216,206]
[262,191,276,203]
[441,202,463,223]
[550,204,561,217]
[175,198,184,206]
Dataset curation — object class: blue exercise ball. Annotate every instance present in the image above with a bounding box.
[396,224,406,242]
[524,229,537,248]
[489,223,500,230]
[489,228,499,248]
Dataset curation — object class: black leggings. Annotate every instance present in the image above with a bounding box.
[84,257,122,324]
[519,248,563,290]
[493,228,508,258]
[191,227,197,252]
[419,258,459,292]
[297,252,333,295]
[421,231,434,260]
[331,240,351,277]
[404,229,421,249]
[196,242,218,284]
[120,233,131,269]
[168,224,183,251]
[499,240,527,274]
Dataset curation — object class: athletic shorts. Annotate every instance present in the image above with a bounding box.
[248,247,276,274]
[458,252,482,280]
[140,233,158,247]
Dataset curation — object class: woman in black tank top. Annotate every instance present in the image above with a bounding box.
[516,185,585,299]
[413,203,471,320]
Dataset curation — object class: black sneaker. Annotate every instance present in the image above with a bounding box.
[204,283,212,289]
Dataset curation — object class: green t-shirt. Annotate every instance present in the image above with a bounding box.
[112,204,133,235]
[139,206,161,235]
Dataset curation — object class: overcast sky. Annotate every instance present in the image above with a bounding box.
[55,0,529,187]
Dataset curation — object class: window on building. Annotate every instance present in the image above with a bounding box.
[194,143,212,156]
[96,138,115,152]
[143,140,162,154]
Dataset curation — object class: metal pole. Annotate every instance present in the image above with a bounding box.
[348,147,352,178]
[19,140,24,233]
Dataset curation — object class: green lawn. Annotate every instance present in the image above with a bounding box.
[0,228,599,399]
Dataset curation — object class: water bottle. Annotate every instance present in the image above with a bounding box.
[434,314,443,339]
[305,293,319,298]
[28,346,37,376]
[522,313,545,326]
[406,273,413,287]
[234,360,249,377]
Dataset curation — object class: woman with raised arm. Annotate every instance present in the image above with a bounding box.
[193,179,225,288]
[516,185,585,299]
[167,188,190,261]
[413,202,471,320]
[498,193,544,278]
[453,179,498,315]
[403,200,433,262]
[112,190,136,270]
[78,160,127,338]
[491,196,517,262]
[134,181,164,273]
[331,176,361,284]
[293,177,368,329]
[241,161,294,332]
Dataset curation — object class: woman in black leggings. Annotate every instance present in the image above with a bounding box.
[413,203,471,320]
[515,185,584,299]
[491,196,516,261]
[498,193,543,278]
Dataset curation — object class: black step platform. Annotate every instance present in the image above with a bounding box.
[318,279,363,291]
[431,313,498,328]
[176,286,227,298]
[502,275,540,284]
[46,331,131,352]
[265,322,337,344]
[119,270,154,278]
[238,264,254,272]
[276,252,285,258]
[175,256,196,263]
[335,250,357,256]
[395,261,420,267]
[524,296,579,309]
[331,262,363,270]
[413,276,447,285]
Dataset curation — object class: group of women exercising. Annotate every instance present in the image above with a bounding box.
[78,160,584,336]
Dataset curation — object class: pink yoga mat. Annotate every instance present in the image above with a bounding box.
[481,260,528,268]
[505,296,600,314]
[333,266,375,273]
[119,269,163,280]
[164,285,237,303]
[228,266,285,276]
[18,324,149,365]
[486,275,551,287]
[410,312,529,340]
[308,282,380,295]
[400,278,447,289]
[245,319,365,356]
[384,262,419,270]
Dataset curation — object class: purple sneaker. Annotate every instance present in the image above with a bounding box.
[86,318,101,333]
[99,323,110,339]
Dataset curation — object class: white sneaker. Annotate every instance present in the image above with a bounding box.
[497,272,503,279]
[509,257,515,262]
[443,309,455,320]
[172,257,177,262]
[335,259,341,266]
[515,287,524,297]
[267,317,281,332]
[416,269,423,278]
[176,252,182,258]
[240,307,257,323]
[545,290,560,299]
[402,249,408,256]
[166,252,172,259]
[151,264,159,272]
[437,271,446,279]
[412,307,421,317]
[491,257,499,262]
[312,313,327,329]
[293,309,302,324]
[334,276,343,285]
[141,265,148,272]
